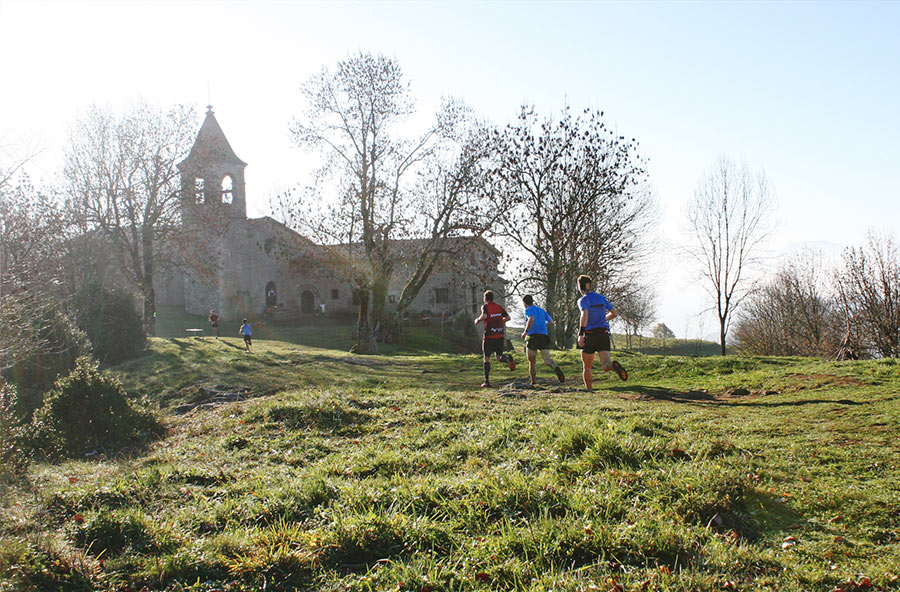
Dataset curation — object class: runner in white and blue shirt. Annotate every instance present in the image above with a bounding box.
[520,295,565,384]
[576,275,627,390]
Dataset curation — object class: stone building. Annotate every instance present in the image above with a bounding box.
[156,107,505,321]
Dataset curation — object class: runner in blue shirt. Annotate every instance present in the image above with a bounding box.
[576,275,627,390]
[239,318,252,351]
[519,295,565,385]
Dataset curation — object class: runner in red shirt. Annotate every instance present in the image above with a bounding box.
[474,290,516,387]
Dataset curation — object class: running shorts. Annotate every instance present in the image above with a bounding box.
[582,328,610,354]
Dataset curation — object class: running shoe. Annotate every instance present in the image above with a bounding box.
[481,381,491,388]
[612,360,628,381]
[555,367,565,383]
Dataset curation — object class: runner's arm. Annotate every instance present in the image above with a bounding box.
[578,309,588,346]
[521,316,533,340]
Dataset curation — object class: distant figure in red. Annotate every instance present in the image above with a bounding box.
[474,290,516,388]
[208,309,219,338]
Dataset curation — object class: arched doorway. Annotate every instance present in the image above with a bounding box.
[301,290,315,314]
[265,281,277,307]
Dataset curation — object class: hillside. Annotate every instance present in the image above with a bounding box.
[1,332,898,591]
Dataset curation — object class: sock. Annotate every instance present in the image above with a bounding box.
[484,362,491,382]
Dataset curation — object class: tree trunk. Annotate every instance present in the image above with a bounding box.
[371,274,388,329]
[354,288,378,354]
[142,229,156,336]
[143,286,156,336]
[719,320,727,356]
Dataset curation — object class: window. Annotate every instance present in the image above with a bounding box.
[194,178,205,204]
[388,294,397,303]
[221,175,234,204]
[434,287,449,304]
[331,289,340,300]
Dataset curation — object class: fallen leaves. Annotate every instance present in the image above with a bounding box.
[831,576,873,591]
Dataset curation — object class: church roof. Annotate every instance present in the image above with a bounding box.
[179,106,247,169]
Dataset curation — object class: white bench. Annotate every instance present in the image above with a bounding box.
[186,328,204,338]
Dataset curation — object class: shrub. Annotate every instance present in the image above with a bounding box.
[1,295,91,416]
[0,382,29,485]
[75,283,146,365]
[29,357,158,459]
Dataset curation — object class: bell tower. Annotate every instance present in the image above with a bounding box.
[177,106,248,220]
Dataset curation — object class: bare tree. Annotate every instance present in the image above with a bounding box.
[0,175,70,377]
[685,157,774,355]
[734,249,839,356]
[0,137,48,296]
[393,112,500,321]
[616,284,657,349]
[835,230,900,358]
[488,106,656,348]
[290,53,428,353]
[0,171,90,396]
[63,101,196,335]
[0,176,67,296]
[288,53,492,352]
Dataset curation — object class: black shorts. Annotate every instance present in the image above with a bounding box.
[525,333,551,351]
[482,337,505,357]
[211,321,219,328]
[243,334,252,345]
[582,328,610,354]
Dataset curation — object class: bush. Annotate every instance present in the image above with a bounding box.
[76,283,146,365]
[30,357,158,459]
[1,295,91,416]
[0,382,29,485]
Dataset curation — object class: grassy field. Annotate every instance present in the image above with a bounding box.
[1,320,898,591]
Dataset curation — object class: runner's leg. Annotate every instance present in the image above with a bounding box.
[540,348,557,369]
[527,348,538,383]
[598,350,613,372]
[581,351,594,391]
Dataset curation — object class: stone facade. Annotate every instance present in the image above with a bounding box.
[156,108,505,321]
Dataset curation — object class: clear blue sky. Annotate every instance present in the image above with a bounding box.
[2,0,898,338]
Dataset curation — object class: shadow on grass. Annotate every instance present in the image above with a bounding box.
[169,338,192,349]
[729,398,863,408]
[608,385,717,403]
[217,340,246,352]
[609,386,875,409]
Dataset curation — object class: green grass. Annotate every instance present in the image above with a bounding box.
[1,326,898,591]
[616,333,722,357]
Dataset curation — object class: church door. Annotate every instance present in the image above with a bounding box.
[266,281,277,306]
[301,290,315,314]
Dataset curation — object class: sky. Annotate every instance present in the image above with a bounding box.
[1,0,898,340]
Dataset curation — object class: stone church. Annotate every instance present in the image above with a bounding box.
[155,107,505,322]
